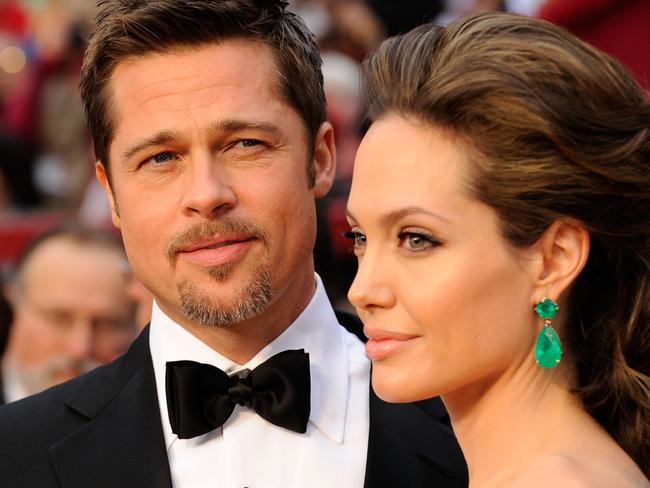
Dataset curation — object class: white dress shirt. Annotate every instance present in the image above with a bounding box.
[1,357,31,403]
[150,274,370,488]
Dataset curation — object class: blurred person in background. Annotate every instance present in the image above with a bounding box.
[0,223,136,404]
[33,20,92,208]
[319,0,385,62]
[126,273,153,333]
[1,0,96,210]
[291,0,385,62]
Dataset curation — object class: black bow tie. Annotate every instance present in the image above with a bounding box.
[165,349,311,439]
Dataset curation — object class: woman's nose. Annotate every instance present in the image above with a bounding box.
[348,252,395,311]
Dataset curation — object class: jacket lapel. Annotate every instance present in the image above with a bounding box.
[49,327,173,488]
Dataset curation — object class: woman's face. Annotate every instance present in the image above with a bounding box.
[346,115,539,403]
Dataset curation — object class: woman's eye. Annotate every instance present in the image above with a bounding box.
[341,230,367,248]
[398,232,441,252]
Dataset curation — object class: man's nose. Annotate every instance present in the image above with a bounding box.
[64,322,95,361]
[181,152,237,218]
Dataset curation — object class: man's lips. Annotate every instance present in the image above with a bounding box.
[177,234,256,266]
[363,326,420,361]
[178,234,254,253]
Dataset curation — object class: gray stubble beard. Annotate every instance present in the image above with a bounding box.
[177,263,273,327]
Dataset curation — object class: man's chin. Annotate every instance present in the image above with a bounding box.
[50,369,82,385]
[177,268,273,328]
[47,361,99,388]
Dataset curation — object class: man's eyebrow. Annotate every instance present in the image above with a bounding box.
[206,119,283,139]
[346,206,450,226]
[122,131,180,161]
[121,120,283,162]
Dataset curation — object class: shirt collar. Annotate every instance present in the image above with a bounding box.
[150,274,350,448]
[1,356,31,403]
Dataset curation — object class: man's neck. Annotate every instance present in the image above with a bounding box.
[157,272,317,364]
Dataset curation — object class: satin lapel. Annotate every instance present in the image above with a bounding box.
[49,327,173,488]
[364,388,468,488]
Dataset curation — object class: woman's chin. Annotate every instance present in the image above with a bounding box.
[371,366,440,404]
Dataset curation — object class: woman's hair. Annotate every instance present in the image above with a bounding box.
[361,12,650,474]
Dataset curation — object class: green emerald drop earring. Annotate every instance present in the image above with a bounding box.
[534,297,562,368]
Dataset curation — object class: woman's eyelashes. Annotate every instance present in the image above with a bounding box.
[342,230,367,251]
[397,230,442,252]
[342,228,442,254]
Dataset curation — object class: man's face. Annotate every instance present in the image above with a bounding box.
[98,40,334,333]
[7,238,135,393]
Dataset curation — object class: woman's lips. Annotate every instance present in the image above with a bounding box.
[178,237,254,267]
[363,327,420,361]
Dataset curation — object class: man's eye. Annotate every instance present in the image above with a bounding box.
[152,152,175,163]
[44,310,73,329]
[237,139,262,148]
[141,152,176,167]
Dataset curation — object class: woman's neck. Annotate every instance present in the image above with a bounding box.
[443,357,592,486]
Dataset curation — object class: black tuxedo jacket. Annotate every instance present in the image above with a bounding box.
[0,321,467,487]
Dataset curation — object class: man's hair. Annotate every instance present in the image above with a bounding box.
[79,0,326,185]
[13,222,126,293]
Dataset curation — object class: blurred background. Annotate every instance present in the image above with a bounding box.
[0,0,648,400]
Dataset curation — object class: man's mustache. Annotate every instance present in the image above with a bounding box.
[164,218,268,266]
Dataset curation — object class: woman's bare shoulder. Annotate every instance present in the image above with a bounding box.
[505,454,649,488]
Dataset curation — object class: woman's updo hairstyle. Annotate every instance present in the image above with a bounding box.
[361,12,650,474]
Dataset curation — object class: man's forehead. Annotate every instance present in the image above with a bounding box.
[109,40,278,98]
[21,239,123,286]
[105,40,294,157]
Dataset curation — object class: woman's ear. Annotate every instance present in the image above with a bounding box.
[529,219,590,302]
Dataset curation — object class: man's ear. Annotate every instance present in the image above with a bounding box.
[95,161,121,229]
[529,219,590,303]
[311,121,336,198]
